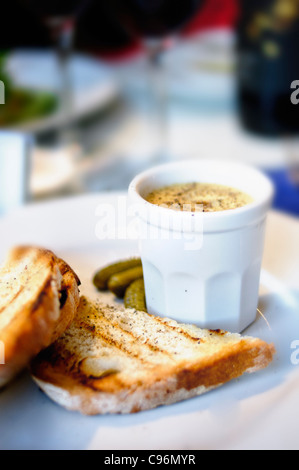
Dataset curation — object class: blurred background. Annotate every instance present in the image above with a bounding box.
[0,0,299,218]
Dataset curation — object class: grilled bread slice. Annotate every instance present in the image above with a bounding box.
[31,296,275,415]
[0,246,80,388]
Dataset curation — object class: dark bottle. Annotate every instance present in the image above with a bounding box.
[236,0,299,136]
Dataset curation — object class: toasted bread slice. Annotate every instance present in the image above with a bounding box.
[31,296,275,415]
[0,246,80,388]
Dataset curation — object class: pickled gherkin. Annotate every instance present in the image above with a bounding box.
[93,258,142,291]
[124,278,147,312]
[107,266,144,298]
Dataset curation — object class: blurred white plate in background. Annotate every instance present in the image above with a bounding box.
[162,29,236,109]
[116,29,236,111]
[30,146,78,198]
[6,51,120,133]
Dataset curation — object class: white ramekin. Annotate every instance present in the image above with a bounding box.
[128,160,274,333]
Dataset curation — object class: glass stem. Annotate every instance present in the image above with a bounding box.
[48,17,76,144]
[144,39,170,162]
[57,19,75,124]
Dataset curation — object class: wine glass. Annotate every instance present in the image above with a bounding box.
[104,0,205,163]
[17,0,93,135]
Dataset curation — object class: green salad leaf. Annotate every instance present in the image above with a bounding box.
[0,50,58,125]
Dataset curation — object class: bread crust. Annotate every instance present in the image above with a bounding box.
[30,297,275,415]
[49,257,81,344]
[0,246,80,388]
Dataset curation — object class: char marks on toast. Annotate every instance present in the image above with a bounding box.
[31,296,275,415]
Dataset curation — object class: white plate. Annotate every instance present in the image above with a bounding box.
[0,193,299,450]
[30,147,78,197]
[5,51,119,134]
